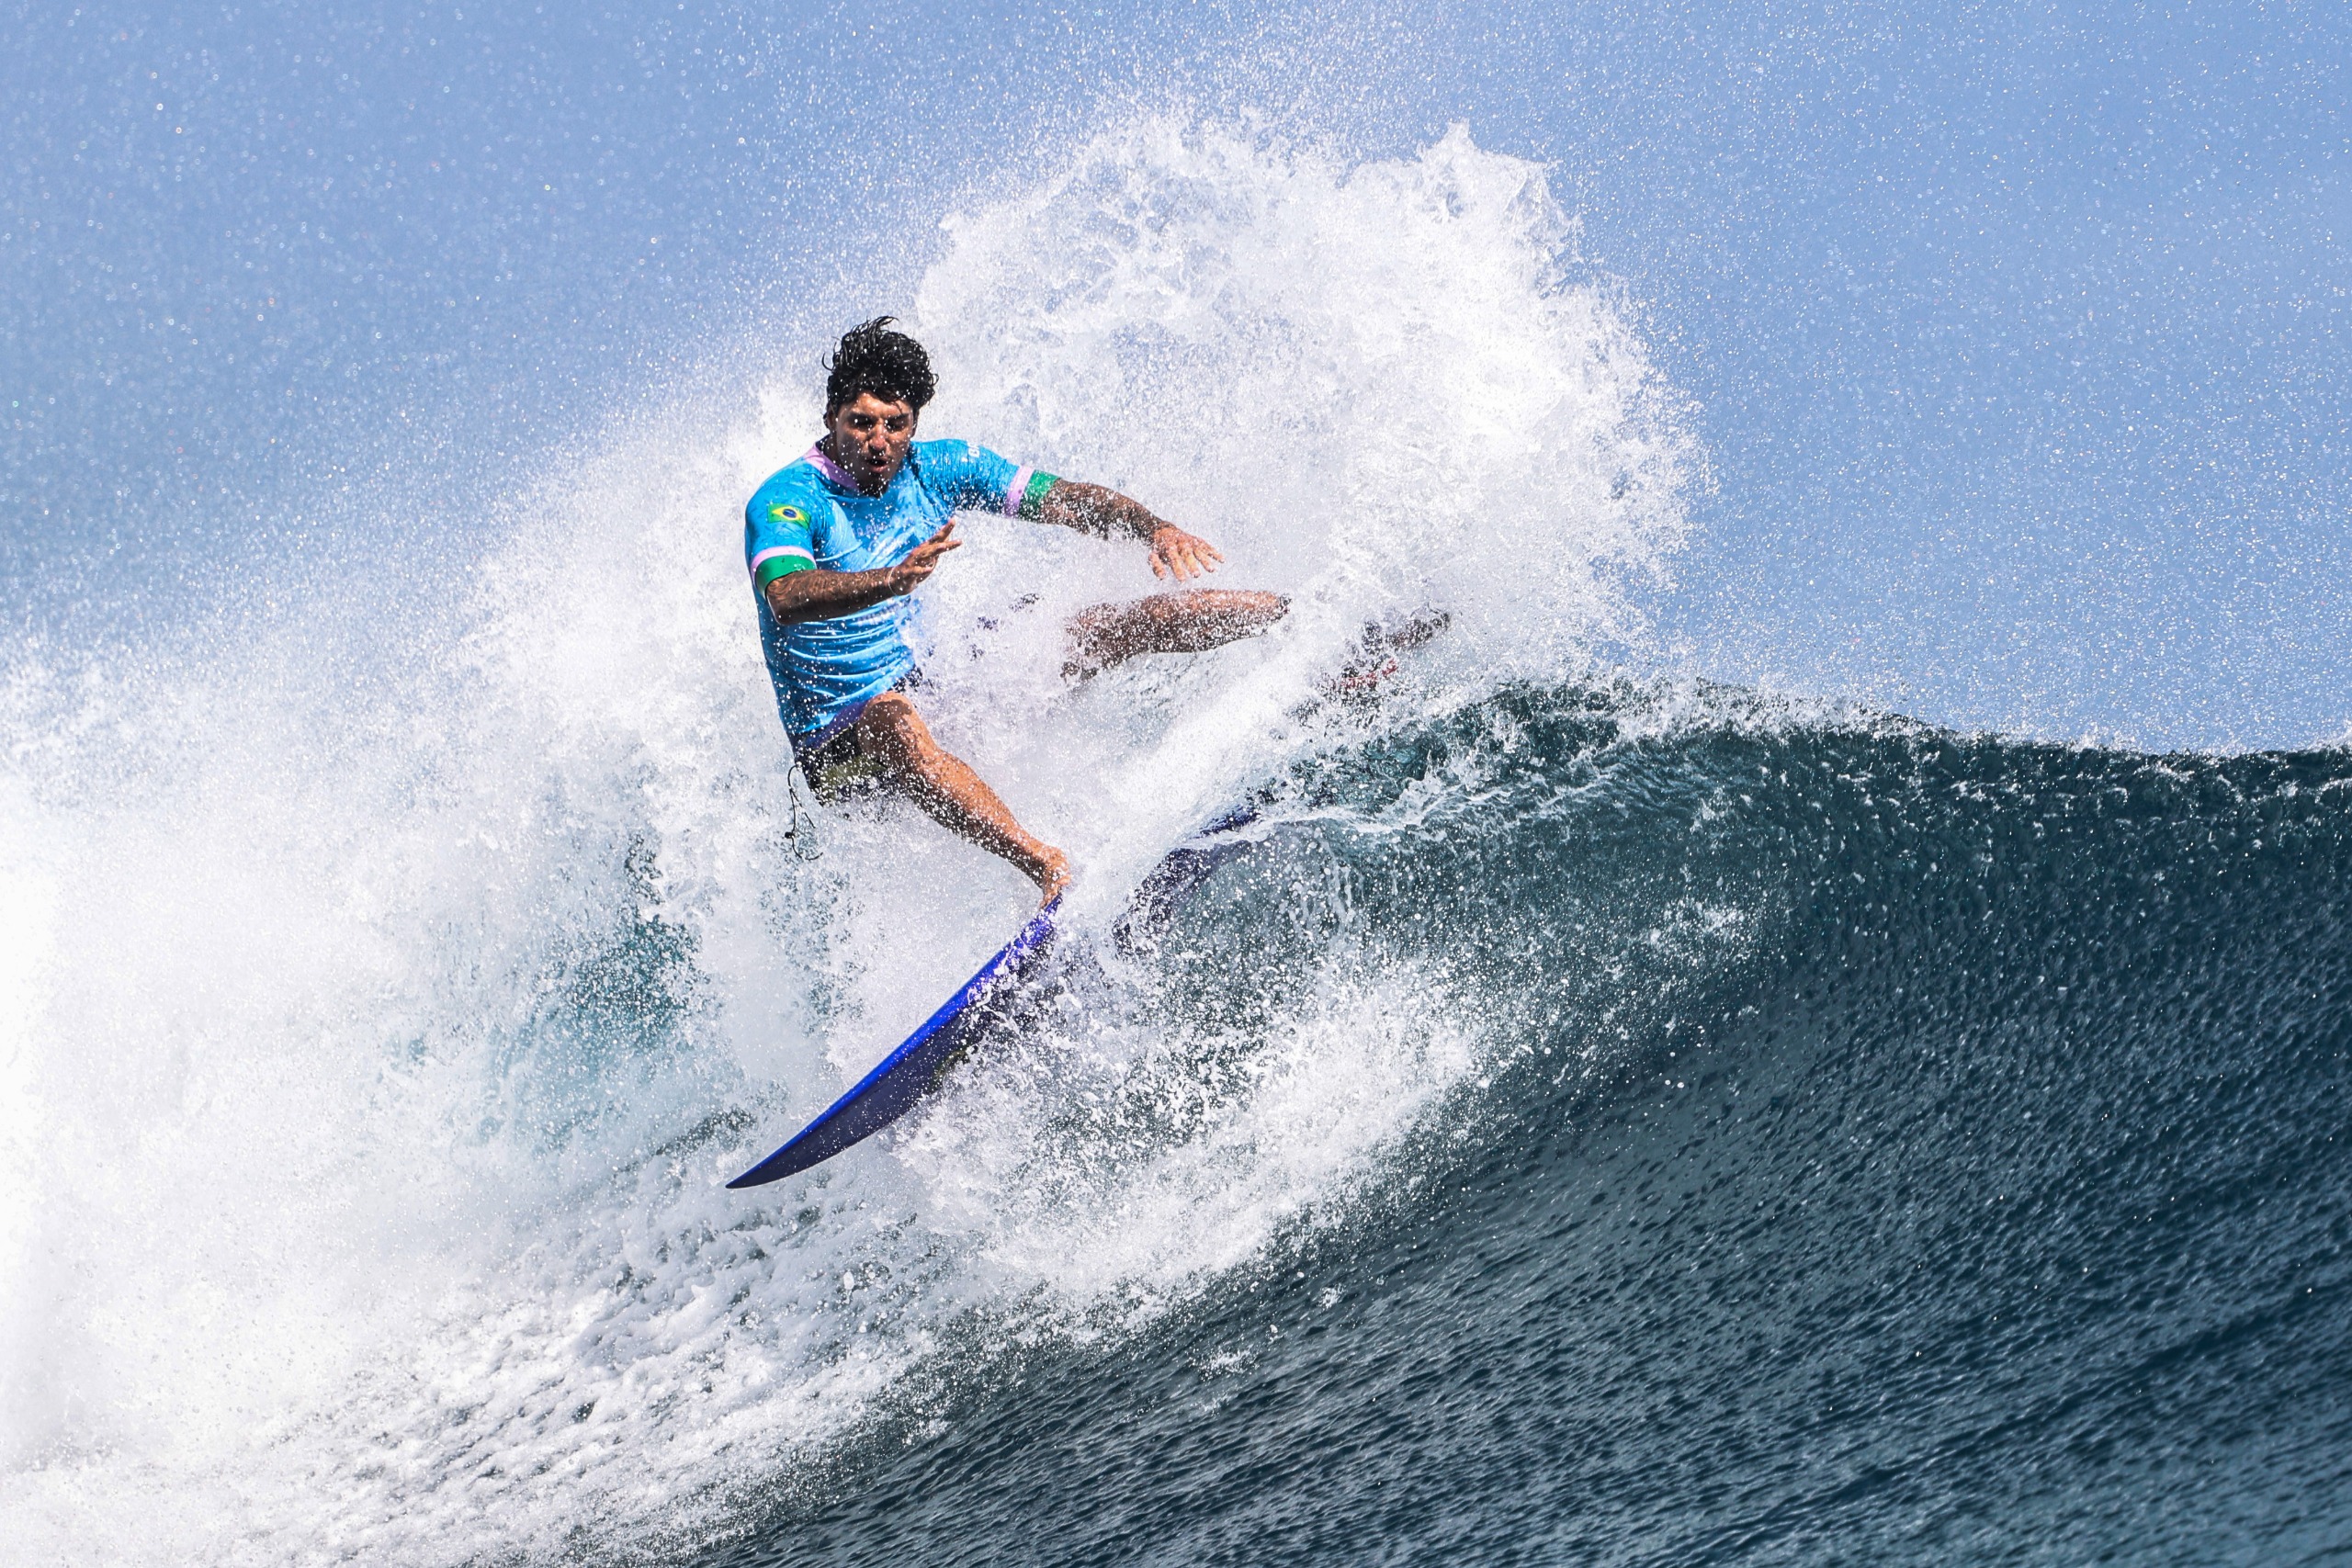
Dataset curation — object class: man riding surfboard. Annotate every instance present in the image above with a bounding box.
[744,318,1287,902]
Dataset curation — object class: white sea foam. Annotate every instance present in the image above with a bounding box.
[0,120,1690,1562]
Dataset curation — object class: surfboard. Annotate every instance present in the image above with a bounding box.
[1112,804,1264,954]
[726,897,1064,1189]
[725,807,1272,1190]
[725,613,1442,1190]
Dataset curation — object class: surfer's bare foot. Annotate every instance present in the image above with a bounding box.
[1373,609,1450,654]
[1326,610,1451,697]
[1025,845,1073,906]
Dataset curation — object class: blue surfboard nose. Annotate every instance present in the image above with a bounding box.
[726,897,1064,1189]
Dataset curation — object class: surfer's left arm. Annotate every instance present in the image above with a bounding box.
[1037,480,1225,582]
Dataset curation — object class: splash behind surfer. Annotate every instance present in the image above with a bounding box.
[744,318,1287,903]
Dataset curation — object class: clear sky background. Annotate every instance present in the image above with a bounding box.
[4,0,2346,749]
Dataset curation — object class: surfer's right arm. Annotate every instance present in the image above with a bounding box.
[761,525,961,626]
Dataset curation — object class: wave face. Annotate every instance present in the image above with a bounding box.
[5,123,2348,1565]
[729,693,2352,1564]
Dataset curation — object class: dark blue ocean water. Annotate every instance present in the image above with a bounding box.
[708,691,2352,1565]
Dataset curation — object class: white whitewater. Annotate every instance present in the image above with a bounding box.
[0,121,1690,1563]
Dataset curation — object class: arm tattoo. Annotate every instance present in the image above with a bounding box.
[1039,479,1162,541]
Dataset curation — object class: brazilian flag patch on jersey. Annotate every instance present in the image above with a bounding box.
[767,503,807,525]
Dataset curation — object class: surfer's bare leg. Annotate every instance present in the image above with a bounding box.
[1065,589,1289,678]
[851,693,1070,903]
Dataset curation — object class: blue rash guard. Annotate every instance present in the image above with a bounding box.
[743,438,1059,751]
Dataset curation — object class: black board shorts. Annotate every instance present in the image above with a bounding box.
[793,669,923,799]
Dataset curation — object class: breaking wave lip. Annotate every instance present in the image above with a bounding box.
[0,118,1696,1563]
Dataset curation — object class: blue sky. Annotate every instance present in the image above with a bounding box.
[5,0,2346,746]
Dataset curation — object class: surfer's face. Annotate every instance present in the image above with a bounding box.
[823,393,917,495]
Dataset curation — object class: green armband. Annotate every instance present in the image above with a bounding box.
[1018,470,1058,522]
[751,547,815,587]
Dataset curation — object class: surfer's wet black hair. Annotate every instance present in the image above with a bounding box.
[823,316,936,415]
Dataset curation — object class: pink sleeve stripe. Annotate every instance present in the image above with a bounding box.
[1001,467,1034,517]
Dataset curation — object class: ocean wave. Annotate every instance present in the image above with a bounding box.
[8,117,2346,1567]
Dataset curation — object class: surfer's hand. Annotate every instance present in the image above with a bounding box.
[1148,525,1224,581]
[891,525,961,594]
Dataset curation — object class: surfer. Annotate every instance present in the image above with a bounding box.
[744,318,1287,903]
